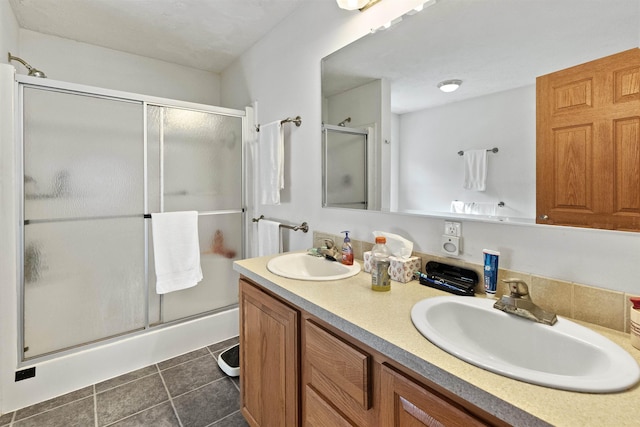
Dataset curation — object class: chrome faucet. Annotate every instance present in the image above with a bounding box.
[493,279,558,325]
[312,238,340,260]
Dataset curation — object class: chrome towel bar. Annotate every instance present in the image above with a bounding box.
[255,116,302,132]
[252,214,309,233]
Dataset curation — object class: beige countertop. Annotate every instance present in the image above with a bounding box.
[234,254,640,427]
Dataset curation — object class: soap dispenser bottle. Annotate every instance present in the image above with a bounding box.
[341,231,354,266]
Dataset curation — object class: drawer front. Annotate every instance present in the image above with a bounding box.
[304,319,371,409]
[305,385,353,427]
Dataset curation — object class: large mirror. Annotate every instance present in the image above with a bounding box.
[321,0,639,223]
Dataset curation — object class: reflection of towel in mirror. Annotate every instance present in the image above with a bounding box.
[258,121,284,205]
[463,149,488,191]
[451,201,497,216]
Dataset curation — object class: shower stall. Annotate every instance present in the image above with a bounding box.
[16,76,245,363]
[322,124,370,209]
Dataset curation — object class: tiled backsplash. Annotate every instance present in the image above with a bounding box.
[314,231,637,334]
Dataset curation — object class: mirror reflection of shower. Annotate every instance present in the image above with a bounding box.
[337,117,351,127]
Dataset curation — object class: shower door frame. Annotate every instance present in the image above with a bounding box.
[322,123,370,209]
[15,75,247,365]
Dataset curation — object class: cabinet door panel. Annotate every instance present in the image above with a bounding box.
[240,279,298,427]
[380,364,489,427]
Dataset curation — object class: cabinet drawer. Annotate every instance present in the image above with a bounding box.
[305,385,353,427]
[304,319,371,410]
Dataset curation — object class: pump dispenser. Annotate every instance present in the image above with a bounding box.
[341,231,354,266]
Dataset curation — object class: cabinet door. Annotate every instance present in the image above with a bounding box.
[537,48,640,231]
[380,364,489,427]
[240,279,299,427]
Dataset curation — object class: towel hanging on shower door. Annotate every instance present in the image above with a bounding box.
[151,211,203,294]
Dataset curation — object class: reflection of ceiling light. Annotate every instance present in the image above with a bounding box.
[336,0,382,11]
[438,79,462,92]
[336,0,370,10]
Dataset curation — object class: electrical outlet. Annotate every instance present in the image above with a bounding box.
[444,221,461,237]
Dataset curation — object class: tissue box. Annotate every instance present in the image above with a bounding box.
[364,251,422,283]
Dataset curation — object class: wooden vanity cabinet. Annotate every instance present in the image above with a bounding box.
[302,316,376,426]
[239,279,299,427]
[380,364,490,427]
[239,277,503,427]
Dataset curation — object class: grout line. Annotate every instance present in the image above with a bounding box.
[168,375,230,401]
[93,384,98,427]
[101,400,173,427]
[9,396,94,425]
[204,409,243,427]
[157,364,184,427]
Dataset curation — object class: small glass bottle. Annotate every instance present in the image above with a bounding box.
[371,236,391,292]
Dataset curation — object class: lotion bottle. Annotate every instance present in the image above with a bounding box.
[341,231,354,266]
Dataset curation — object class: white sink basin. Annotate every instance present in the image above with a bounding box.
[267,252,361,281]
[411,296,640,393]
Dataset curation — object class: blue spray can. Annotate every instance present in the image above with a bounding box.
[483,249,500,297]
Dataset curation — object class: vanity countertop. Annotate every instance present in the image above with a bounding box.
[233,254,640,427]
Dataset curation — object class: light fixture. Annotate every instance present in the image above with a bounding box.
[336,0,381,11]
[437,79,462,93]
[7,52,47,78]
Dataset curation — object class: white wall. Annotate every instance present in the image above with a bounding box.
[18,29,220,105]
[0,0,19,61]
[222,0,640,295]
[398,85,536,218]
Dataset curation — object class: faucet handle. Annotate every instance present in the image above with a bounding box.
[323,238,335,249]
[502,278,529,298]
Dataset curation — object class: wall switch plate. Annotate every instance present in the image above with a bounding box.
[444,221,461,237]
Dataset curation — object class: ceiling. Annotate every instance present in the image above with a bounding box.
[9,0,308,73]
[322,0,640,114]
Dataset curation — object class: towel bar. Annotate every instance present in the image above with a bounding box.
[458,147,499,156]
[252,215,309,233]
[255,116,302,132]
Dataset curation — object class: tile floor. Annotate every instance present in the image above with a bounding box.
[0,337,248,427]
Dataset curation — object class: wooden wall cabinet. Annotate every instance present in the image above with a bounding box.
[239,277,502,427]
[537,48,640,231]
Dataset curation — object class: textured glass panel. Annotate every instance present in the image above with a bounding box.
[23,218,145,359]
[325,130,367,209]
[23,87,144,220]
[162,108,242,212]
[146,105,161,213]
[150,213,242,323]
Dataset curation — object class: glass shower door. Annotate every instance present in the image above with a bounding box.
[146,106,243,323]
[22,87,145,359]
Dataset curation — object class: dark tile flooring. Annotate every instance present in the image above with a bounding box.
[0,337,248,427]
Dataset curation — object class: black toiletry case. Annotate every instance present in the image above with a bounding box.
[416,261,479,296]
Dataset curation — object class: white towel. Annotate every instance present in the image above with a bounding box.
[451,200,465,213]
[258,121,284,205]
[468,202,497,215]
[258,219,282,256]
[451,201,497,216]
[151,211,203,294]
[463,149,488,191]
